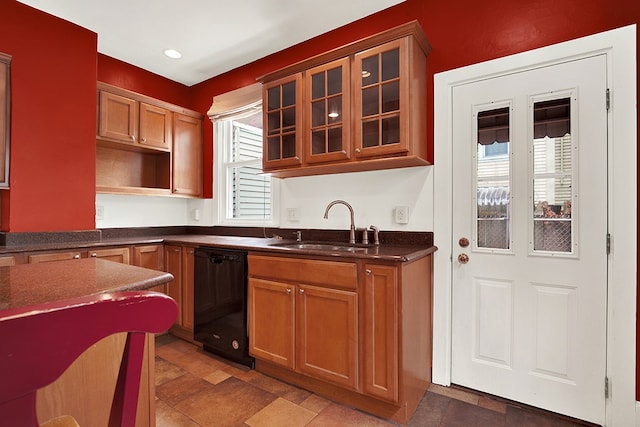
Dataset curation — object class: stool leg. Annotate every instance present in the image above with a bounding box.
[108,332,146,427]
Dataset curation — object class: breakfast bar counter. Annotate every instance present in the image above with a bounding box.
[0,258,175,427]
[0,257,174,311]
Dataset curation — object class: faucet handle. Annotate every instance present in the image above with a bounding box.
[369,225,380,245]
[292,230,302,242]
[359,228,369,245]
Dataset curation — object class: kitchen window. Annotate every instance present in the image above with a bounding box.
[211,84,278,225]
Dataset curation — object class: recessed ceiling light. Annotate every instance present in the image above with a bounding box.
[164,49,182,59]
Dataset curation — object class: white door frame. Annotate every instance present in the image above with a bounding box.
[433,25,637,426]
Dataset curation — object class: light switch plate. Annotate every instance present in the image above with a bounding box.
[287,207,300,222]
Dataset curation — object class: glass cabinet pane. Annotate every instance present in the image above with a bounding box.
[267,87,280,111]
[282,82,296,107]
[356,42,403,153]
[381,81,399,113]
[381,48,399,81]
[306,60,348,160]
[361,56,379,86]
[327,67,342,95]
[264,75,301,166]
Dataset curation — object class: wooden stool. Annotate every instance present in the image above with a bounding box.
[0,291,178,426]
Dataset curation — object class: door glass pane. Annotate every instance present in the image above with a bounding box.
[476,107,511,250]
[532,97,572,253]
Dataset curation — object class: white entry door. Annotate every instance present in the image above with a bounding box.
[451,54,608,424]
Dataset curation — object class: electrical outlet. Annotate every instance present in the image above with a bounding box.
[395,206,409,224]
[96,205,104,220]
[287,207,300,222]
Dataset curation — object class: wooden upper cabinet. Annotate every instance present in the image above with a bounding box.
[98,91,139,146]
[304,58,351,164]
[263,74,303,170]
[354,38,409,159]
[96,82,204,197]
[259,21,431,178]
[139,102,172,150]
[172,113,203,197]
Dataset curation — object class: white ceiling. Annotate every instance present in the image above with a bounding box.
[18,0,404,87]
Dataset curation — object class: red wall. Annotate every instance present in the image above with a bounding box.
[97,54,190,108]
[0,0,98,231]
[188,0,640,398]
[1,0,639,399]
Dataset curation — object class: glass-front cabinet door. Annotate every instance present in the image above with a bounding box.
[353,38,409,159]
[304,58,350,164]
[263,74,303,169]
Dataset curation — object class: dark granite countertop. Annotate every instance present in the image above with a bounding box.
[0,258,174,311]
[163,235,437,262]
[0,228,436,263]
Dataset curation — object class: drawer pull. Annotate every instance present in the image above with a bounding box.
[90,253,97,257]
[365,269,372,274]
[73,254,80,259]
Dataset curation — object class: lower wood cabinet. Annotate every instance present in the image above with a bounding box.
[132,244,165,293]
[164,244,195,342]
[248,252,432,425]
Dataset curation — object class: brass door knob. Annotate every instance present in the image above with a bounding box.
[458,253,469,264]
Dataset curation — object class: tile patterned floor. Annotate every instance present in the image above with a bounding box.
[155,335,597,427]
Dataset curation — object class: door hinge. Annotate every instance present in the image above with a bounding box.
[606,88,611,111]
[605,376,610,399]
[606,233,611,255]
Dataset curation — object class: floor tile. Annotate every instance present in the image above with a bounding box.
[173,376,278,427]
[155,336,594,427]
[155,400,200,427]
[156,371,215,406]
[407,391,450,427]
[441,399,506,427]
[306,402,395,427]
[299,394,332,414]
[245,397,317,427]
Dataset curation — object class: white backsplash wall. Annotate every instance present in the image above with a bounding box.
[278,166,433,231]
[95,193,189,228]
[96,166,434,232]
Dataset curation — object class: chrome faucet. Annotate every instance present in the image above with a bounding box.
[323,200,356,244]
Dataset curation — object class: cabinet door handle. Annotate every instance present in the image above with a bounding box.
[355,148,361,154]
[299,289,305,295]
[130,135,136,141]
[365,269,372,274]
[285,288,292,295]
[73,254,80,259]
[90,253,97,257]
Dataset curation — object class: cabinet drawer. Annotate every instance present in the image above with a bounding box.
[248,254,357,290]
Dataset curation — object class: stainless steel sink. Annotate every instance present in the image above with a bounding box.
[270,242,369,252]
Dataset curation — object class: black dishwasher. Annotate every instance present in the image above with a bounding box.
[193,247,254,368]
